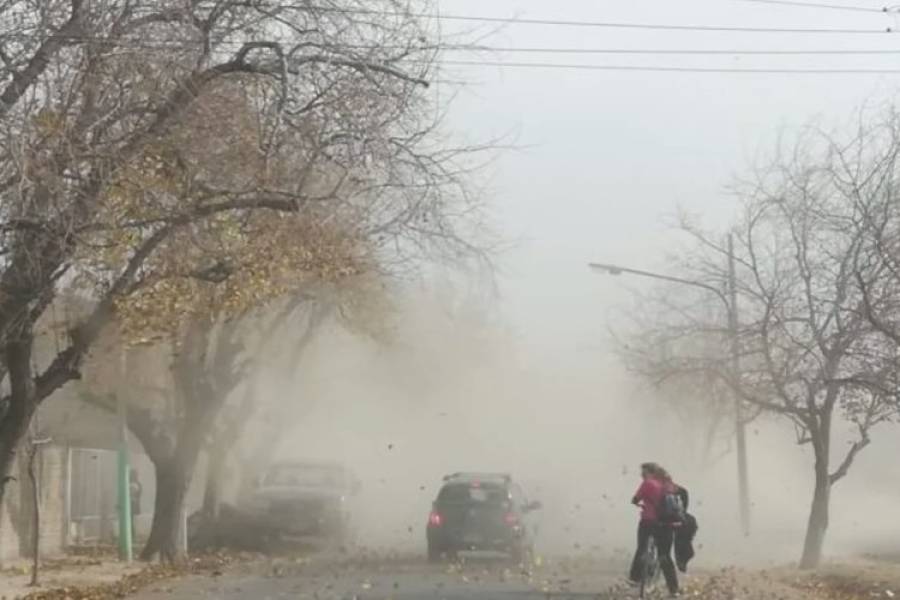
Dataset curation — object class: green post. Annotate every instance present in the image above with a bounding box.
[116,437,133,561]
[117,345,133,561]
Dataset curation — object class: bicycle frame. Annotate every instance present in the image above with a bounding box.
[639,536,661,598]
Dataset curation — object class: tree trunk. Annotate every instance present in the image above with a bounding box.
[800,469,830,569]
[141,416,207,563]
[27,443,40,587]
[132,410,220,562]
[202,446,226,519]
[16,449,32,555]
[800,423,832,569]
[203,445,225,519]
[0,337,37,508]
[141,456,189,563]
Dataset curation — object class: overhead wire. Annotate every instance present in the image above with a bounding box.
[7,32,900,55]
[425,60,900,74]
[0,36,897,75]
[295,5,897,34]
[735,0,894,13]
[8,1,887,33]
[2,7,899,77]
[453,46,900,55]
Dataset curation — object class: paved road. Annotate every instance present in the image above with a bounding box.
[133,553,633,600]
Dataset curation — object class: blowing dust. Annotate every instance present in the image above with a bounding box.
[244,287,900,568]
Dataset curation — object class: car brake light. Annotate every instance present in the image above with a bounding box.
[428,511,443,527]
[504,512,519,526]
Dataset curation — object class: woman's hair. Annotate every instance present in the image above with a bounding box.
[641,462,673,483]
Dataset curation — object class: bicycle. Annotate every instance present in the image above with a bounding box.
[638,535,661,598]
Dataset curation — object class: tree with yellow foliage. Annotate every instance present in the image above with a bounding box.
[0,0,490,544]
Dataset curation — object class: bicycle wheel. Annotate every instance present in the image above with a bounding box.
[639,537,660,598]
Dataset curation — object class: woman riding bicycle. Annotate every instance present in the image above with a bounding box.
[628,462,681,597]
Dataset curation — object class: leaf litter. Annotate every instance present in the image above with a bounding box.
[19,551,256,600]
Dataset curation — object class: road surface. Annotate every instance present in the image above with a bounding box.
[133,552,632,600]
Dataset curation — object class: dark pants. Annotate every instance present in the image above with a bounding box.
[629,521,678,594]
[130,501,140,543]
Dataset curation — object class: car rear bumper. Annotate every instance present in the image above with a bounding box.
[253,510,346,536]
[427,527,524,551]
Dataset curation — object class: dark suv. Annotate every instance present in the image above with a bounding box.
[425,472,541,563]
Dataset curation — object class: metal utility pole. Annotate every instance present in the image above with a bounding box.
[590,245,752,536]
[117,346,133,562]
[728,234,751,537]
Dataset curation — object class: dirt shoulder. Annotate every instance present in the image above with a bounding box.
[0,557,141,600]
[793,561,900,600]
[7,552,899,600]
[684,560,900,600]
[0,552,254,600]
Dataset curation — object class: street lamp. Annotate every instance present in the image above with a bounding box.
[588,263,729,307]
[589,234,751,537]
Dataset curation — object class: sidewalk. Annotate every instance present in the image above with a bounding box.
[683,561,900,600]
[0,556,143,600]
[0,550,253,600]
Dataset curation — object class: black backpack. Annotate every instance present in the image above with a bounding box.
[658,486,686,523]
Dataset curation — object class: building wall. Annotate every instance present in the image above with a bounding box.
[0,493,19,563]
[0,445,66,565]
[0,300,172,563]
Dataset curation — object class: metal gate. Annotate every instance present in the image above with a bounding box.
[68,448,117,544]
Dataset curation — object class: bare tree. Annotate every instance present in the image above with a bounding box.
[834,108,900,424]
[615,274,769,471]
[82,303,297,561]
[199,300,306,520]
[622,139,898,567]
[204,297,334,516]
[143,316,248,562]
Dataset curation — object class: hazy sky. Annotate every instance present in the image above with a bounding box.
[437,0,900,360]
[276,4,900,557]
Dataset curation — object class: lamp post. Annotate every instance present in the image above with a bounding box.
[589,234,750,536]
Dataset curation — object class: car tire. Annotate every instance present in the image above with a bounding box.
[427,543,442,563]
[510,542,533,566]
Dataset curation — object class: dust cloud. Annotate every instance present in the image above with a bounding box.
[247,284,900,568]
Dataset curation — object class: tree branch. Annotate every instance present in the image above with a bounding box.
[28,226,174,404]
[0,0,85,115]
[829,434,870,485]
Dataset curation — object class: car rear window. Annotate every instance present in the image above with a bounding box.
[263,465,343,487]
[436,483,509,505]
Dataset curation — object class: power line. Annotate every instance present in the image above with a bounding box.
[303,5,897,34]
[16,33,900,55]
[456,46,900,55]
[1,8,897,48]
[15,31,900,56]
[736,0,894,12]
[427,59,900,74]
[7,34,900,74]
[7,32,900,76]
